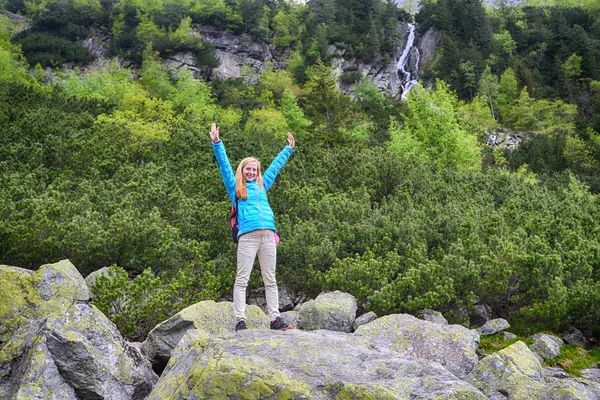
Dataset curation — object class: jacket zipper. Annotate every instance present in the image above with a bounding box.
[255,184,264,229]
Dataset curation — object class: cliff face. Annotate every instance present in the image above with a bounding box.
[159,23,442,97]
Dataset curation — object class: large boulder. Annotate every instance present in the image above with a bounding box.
[352,311,378,331]
[529,333,563,360]
[297,291,358,333]
[147,329,486,400]
[476,318,510,335]
[354,313,480,379]
[418,308,448,325]
[0,261,157,400]
[467,341,545,399]
[141,300,269,370]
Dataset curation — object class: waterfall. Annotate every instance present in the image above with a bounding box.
[396,23,420,100]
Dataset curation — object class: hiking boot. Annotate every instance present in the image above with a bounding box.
[235,320,247,331]
[270,316,292,331]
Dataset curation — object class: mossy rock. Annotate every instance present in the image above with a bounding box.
[354,313,480,379]
[148,329,486,399]
[141,300,269,367]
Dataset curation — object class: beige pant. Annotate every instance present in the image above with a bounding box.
[234,231,280,321]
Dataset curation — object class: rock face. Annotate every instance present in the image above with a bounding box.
[476,318,510,335]
[198,25,273,83]
[0,261,158,400]
[141,300,269,372]
[352,310,378,331]
[147,329,487,400]
[419,308,448,325]
[7,265,600,400]
[297,290,358,332]
[355,313,480,379]
[529,333,563,360]
[467,340,600,399]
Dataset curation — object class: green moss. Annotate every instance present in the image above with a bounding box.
[544,344,600,377]
[0,266,37,320]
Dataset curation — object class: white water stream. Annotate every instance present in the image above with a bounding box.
[396,23,420,100]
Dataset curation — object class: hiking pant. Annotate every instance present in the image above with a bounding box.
[234,231,280,321]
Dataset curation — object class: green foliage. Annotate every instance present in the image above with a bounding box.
[3,0,600,345]
[389,81,482,172]
[90,264,222,341]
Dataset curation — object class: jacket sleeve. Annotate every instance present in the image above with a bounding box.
[263,145,294,191]
[212,141,237,203]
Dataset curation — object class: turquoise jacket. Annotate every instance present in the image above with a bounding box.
[212,140,294,238]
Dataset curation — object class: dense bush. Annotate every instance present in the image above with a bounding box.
[2,0,600,342]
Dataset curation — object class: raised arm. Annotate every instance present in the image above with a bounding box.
[263,132,295,191]
[210,123,236,203]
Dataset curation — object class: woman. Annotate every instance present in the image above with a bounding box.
[210,123,295,331]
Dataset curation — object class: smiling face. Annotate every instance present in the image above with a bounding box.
[242,161,259,181]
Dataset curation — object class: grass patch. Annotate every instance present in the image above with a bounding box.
[477,332,521,355]
[544,344,600,377]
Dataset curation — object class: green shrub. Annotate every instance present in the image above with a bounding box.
[90,264,222,341]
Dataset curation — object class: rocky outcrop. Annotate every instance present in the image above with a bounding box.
[529,333,563,360]
[198,25,273,83]
[6,262,600,400]
[0,261,157,400]
[477,318,510,335]
[141,300,269,372]
[352,310,378,331]
[355,313,480,379]
[147,328,487,400]
[419,308,448,325]
[297,290,358,332]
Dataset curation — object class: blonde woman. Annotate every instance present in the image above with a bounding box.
[210,123,295,331]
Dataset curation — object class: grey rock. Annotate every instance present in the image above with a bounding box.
[562,326,590,348]
[352,311,378,331]
[530,333,564,346]
[581,368,600,383]
[141,300,269,367]
[529,334,563,360]
[544,367,570,379]
[247,284,296,314]
[470,303,492,327]
[281,310,299,328]
[419,308,448,325]
[46,304,157,400]
[476,318,510,335]
[486,129,523,150]
[543,376,600,399]
[467,341,546,398]
[199,25,271,83]
[147,329,487,400]
[503,332,518,341]
[0,261,157,400]
[297,291,358,333]
[418,27,441,66]
[355,313,480,379]
[163,52,202,78]
[34,259,89,302]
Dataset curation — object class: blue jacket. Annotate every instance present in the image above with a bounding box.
[212,140,293,238]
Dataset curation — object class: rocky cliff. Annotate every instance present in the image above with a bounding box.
[158,23,441,97]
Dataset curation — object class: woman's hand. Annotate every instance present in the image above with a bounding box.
[210,123,220,143]
[287,132,295,149]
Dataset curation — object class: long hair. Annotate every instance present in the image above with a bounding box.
[235,157,264,200]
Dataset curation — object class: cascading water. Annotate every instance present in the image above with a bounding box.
[396,23,420,100]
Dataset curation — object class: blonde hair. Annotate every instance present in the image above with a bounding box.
[235,157,264,200]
